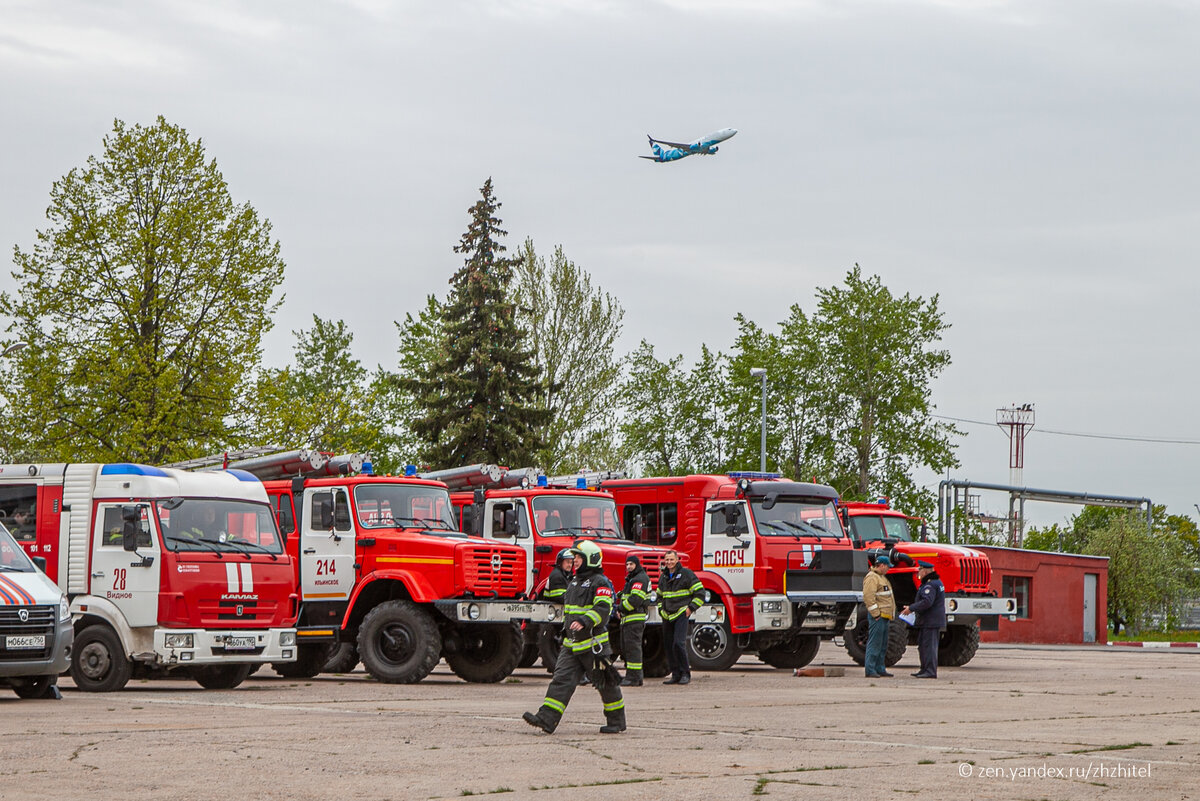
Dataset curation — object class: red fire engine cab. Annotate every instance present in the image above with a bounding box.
[7,462,298,691]
[602,473,868,671]
[440,465,676,676]
[195,450,545,684]
[840,499,1016,667]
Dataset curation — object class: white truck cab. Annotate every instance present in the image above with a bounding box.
[0,522,72,699]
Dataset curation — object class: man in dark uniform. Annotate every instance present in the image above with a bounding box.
[902,561,946,679]
[618,555,650,686]
[523,541,626,734]
[537,549,576,667]
[657,549,704,685]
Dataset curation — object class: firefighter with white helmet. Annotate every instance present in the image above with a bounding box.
[523,540,626,734]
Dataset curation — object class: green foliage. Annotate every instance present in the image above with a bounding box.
[405,179,550,468]
[242,315,385,460]
[808,266,959,516]
[1082,511,1199,634]
[0,116,283,463]
[618,341,702,475]
[512,239,625,473]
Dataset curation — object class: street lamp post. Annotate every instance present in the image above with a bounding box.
[749,368,767,472]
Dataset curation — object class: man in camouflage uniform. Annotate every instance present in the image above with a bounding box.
[523,541,626,734]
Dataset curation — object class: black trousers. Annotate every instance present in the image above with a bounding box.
[536,645,624,731]
[620,619,645,676]
[663,614,690,678]
[917,626,939,677]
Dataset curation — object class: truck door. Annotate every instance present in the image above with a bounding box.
[299,488,356,602]
[483,499,534,593]
[702,500,755,595]
[89,504,161,628]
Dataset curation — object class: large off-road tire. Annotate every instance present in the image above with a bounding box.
[537,623,563,673]
[518,642,540,668]
[193,664,253,690]
[688,619,743,671]
[844,607,908,667]
[272,641,335,678]
[938,623,981,667]
[357,600,442,684]
[323,642,361,674]
[758,634,822,669]
[11,675,58,699]
[445,623,523,683]
[641,626,670,679]
[70,624,133,693]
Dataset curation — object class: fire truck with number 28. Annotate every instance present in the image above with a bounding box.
[175,450,548,684]
[5,462,299,691]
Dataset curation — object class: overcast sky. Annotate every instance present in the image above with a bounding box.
[2,0,1198,528]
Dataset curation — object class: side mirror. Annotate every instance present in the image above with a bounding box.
[121,505,142,552]
[633,514,645,540]
[461,506,478,536]
[31,556,47,572]
[919,522,929,542]
[502,509,520,537]
[761,492,778,511]
[318,498,334,530]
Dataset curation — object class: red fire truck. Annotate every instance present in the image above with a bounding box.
[203,451,545,684]
[602,473,868,671]
[442,466,676,676]
[6,462,298,691]
[840,499,1016,667]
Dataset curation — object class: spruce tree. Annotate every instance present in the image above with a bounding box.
[408,179,550,467]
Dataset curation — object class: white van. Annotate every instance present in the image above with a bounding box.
[0,522,73,699]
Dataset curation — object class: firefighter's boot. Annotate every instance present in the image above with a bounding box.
[522,712,556,734]
[620,670,643,687]
[600,708,627,734]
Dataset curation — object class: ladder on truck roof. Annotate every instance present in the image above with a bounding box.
[416,464,624,491]
[164,448,367,481]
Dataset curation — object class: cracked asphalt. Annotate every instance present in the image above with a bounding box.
[2,642,1196,800]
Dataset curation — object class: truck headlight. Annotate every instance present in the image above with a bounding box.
[947,599,958,612]
[759,600,783,614]
[467,604,481,620]
[164,633,194,649]
[59,596,71,622]
[279,632,296,647]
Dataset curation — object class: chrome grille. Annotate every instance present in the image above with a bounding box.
[0,605,55,661]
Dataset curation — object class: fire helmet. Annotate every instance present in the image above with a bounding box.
[572,540,603,570]
[556,548,574,565]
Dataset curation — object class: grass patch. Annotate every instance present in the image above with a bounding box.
[1110,630,1200,642]
[1068,742,1150,754]
[917,759,935,765]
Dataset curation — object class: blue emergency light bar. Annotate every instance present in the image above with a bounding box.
[727,471,782,480]
[101,463,170,478]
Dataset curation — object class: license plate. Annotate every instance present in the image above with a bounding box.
[225,636,256,650]
[5,635,45,650]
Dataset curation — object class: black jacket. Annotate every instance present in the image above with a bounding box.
[908,571,946,629]
[563,566,616,656]
[658,564,704,621]
[619,563,651,623]
[541,564,571,601]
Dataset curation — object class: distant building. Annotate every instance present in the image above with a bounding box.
[975,546,1109,645]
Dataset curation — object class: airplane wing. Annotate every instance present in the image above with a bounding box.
[648,135,696,150]
[637,155,661,160]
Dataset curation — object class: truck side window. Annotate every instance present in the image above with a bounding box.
[274,495,296,536]
[100,506,151,548]
[0,485,38,542]
[333,489,352,532]
[622,503,677,546]
[709,503,746,536]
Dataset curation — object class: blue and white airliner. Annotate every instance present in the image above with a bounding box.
[639,128,738,162]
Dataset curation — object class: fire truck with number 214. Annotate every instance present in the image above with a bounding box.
[173,450,550,684]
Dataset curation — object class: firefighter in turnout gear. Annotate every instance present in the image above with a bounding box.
[523,541,626,734]
[658,549,704,685]
[618,555,650,686]
[537,549,576,667]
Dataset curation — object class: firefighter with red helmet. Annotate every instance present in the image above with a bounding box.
[523,541,626,734]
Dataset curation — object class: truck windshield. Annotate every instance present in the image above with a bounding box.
[0,523,36,572]
[354,484,457,531]
[751,499,846,540]
[531,496,622,538]
[156,499,284,554]
[850,515,913,542]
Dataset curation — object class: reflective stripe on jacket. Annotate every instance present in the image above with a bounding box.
[658,564,704,621]
[619,568,651,624]
[563,568,616,654]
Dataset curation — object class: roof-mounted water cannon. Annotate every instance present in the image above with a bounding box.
[418,464,503,490]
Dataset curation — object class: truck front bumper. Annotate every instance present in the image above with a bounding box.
[0,621,73,678]
[153,628,298,666]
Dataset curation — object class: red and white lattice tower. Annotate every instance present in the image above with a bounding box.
[996,403,1035,487]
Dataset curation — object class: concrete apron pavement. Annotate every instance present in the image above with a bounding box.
[3,642,1196,801]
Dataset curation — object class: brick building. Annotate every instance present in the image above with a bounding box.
[975,546,1109,644]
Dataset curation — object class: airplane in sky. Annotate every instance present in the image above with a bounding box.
[639,128,738,162]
